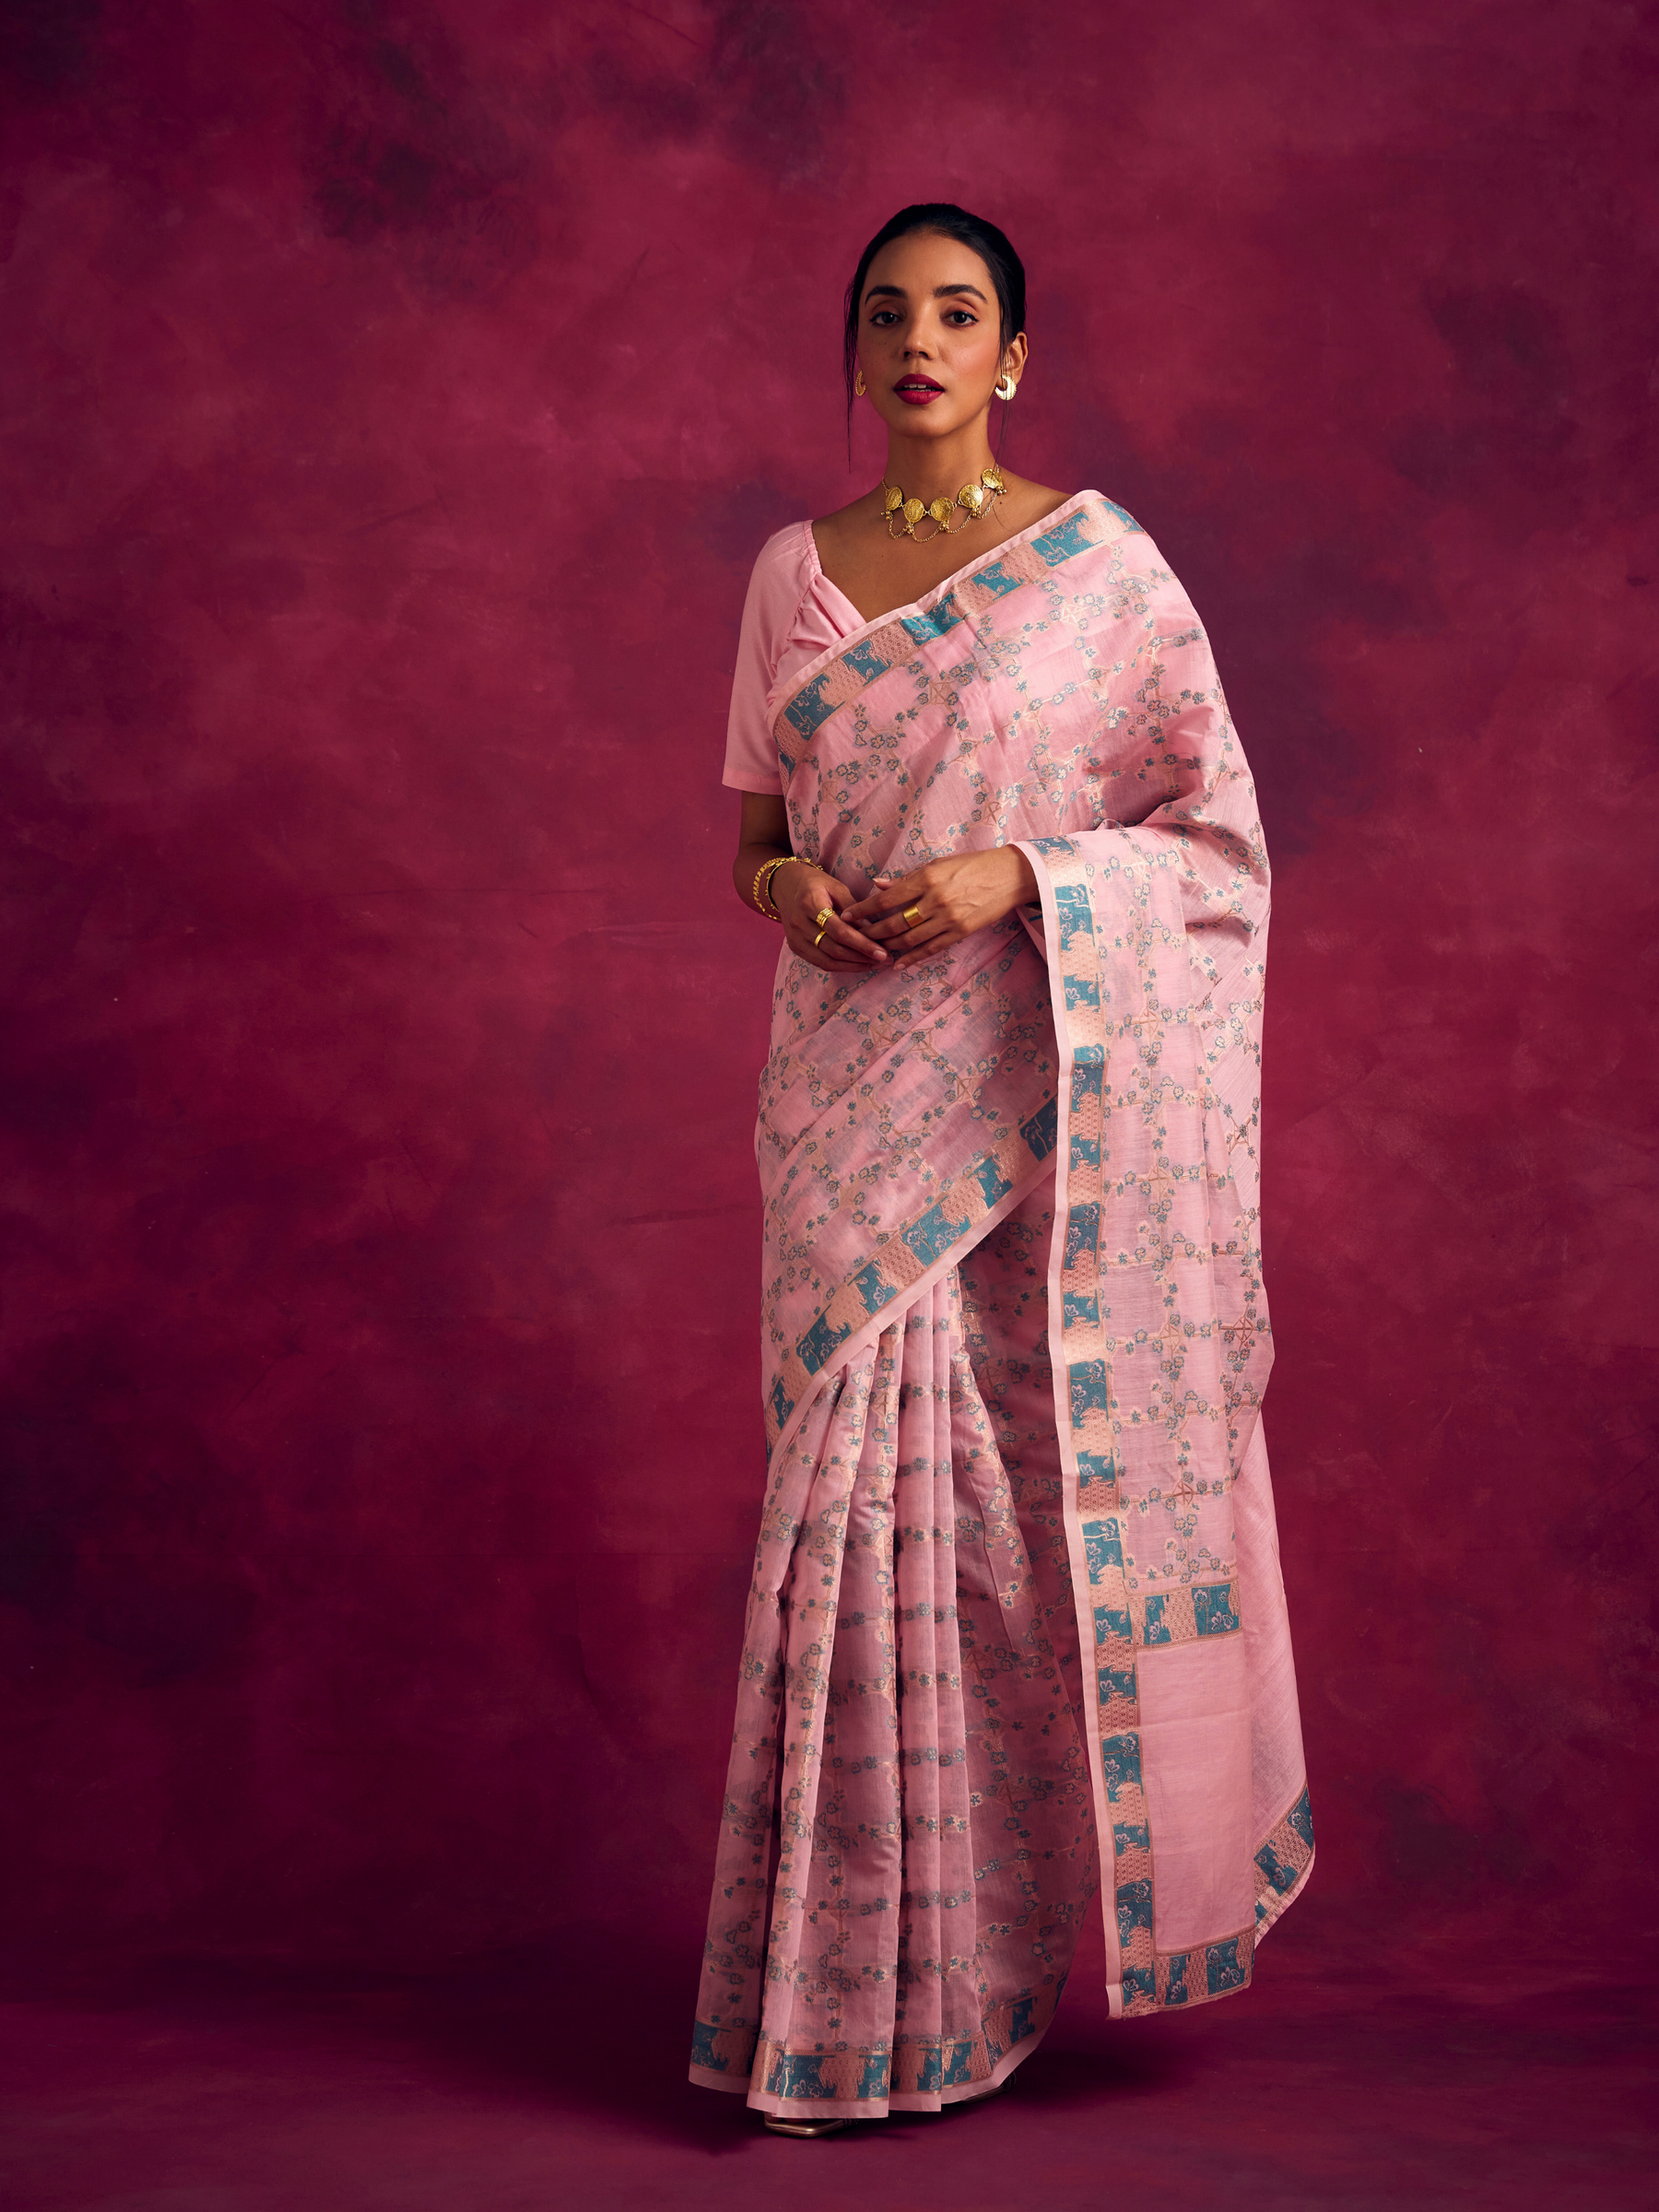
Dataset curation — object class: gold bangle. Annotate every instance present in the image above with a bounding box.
[751,852,825,920]
[750,854,796,917]
[765,855,804,916]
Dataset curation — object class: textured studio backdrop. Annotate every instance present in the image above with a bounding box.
[0,0,1654,2006]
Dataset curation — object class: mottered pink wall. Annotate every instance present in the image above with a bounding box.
[1,0,1654,1993]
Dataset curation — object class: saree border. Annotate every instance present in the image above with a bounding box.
[1021,830,1135,2017]
[768,491,1142,789]
[1018,830,1289,2018]
[759,492,1145,1479]
[763,1147,1056,1475]
[1253,1781,1316,1940]
[691,1972,1067,2115]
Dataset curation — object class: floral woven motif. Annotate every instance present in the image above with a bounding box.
[695,495,1311,2113]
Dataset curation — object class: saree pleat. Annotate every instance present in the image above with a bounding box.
[693,1190,1100,2117]
[889,1294,977,2084]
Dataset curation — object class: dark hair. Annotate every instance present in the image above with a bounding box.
[842,202,1027,414]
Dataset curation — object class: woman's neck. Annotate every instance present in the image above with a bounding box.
[881,425,1001,505]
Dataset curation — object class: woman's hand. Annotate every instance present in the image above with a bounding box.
[773,858,888,973]
[841,847,1039,970]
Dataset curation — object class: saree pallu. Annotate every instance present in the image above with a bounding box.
[693,494,1312,2119]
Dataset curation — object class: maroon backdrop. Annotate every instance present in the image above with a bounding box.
[1,0,1653,2000]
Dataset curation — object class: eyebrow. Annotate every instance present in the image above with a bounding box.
[863,281,988,304]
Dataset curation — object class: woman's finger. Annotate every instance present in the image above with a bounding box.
[823,912,886,959]
[841,874,925,924]
[804,873,882,947]
[868,883,967,945]
[792,932,852,968]
[848,885,942,942]
[810,897,886,959]
[884,899,960,959]
[792,916,879,970]
[860,906,927,941]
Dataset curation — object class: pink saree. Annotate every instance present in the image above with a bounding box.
[692,494,1312,2120]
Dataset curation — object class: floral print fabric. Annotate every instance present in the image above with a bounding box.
[695,1188,1098,2116]
[694,495,1311,2115]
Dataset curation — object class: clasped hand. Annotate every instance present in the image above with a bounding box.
[777,847,1039,973]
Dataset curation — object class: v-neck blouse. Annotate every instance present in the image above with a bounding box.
[722,522,865,794]
[722,496,1094,794]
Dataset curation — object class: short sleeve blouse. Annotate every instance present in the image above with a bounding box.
[722,522,865,793]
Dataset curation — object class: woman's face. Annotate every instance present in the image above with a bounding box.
[854,230,1023,444]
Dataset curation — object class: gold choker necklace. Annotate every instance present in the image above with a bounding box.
[881,465,1006,542]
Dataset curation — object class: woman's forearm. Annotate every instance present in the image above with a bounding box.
[734,840,788,914]
[735,841,821,918]
[731,841,887,970]
[996,842,1040,905]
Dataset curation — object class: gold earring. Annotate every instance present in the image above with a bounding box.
[853,367,866,396]
[994,371,1017,402]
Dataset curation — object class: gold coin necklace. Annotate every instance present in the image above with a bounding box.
[881,465,1006,543]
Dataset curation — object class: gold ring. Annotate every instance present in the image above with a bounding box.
[813,927,827,947]
[903,901,924,925]
[814,906,834,928]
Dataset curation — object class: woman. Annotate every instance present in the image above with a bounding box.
[691,204,1312,2137]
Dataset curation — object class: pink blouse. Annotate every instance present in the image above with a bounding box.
[722,522,865,794]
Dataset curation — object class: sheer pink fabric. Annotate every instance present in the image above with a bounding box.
[694,1188,1097,2117]
[695,495,1311,2119]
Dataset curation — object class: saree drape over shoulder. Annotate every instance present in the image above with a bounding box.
[693,495,1312,2121]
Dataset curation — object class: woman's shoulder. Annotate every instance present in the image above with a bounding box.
[748,517,815,577]
[1002,474,1071,533]
[735,517,812,620]
[740,518,817,615]
[806,496,871,591]
[811,488,871,536]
